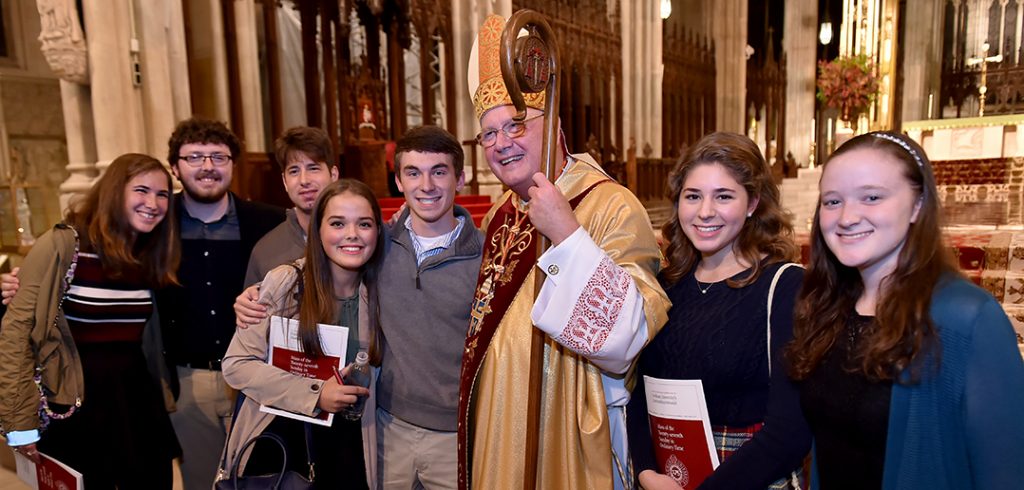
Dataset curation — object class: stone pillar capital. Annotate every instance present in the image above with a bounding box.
[35,0,89,84]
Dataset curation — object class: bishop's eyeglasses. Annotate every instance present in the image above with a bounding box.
[476,113,544,148]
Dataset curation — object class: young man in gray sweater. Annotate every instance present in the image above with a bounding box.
[374,125,483,489]
[235,125,482,489]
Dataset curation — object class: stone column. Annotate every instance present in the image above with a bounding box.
[82,0,147,173]
[621,0,663,157]
[713,0,748,133]
[35,0,99,208]
[901,0,943,122]
[452,0,511,200]
[136,0,193,159]
[57,81,98,211]
[784,0,817,167]
[165,0,192,122]
[184,0,231,123]
[234,0,266,150]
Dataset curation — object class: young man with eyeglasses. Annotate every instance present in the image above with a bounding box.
[159,117,284,490]
[457,15,670,490]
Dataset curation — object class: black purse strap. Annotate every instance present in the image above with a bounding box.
[218,393,244,477]
[303,423,315,481]
[288,262,303,301]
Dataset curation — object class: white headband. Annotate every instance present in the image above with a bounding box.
[871,132,924,168]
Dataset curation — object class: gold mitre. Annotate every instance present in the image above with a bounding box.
[468,14,546,119]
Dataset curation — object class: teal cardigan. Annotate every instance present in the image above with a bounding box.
[812,276,1024,489]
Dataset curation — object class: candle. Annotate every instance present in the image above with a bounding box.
[826,118,833,152]
[928,93,934,119]
[811,117,816,140]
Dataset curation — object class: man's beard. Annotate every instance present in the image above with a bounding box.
[181,170,229,203]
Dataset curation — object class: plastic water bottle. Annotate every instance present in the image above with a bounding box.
[340,351,371,421]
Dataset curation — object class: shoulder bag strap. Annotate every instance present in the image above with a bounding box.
[303,422,315,481]
[766,262,805,490]
[38,223,82,420]
[766,263,802,377]
[216,392,248,481]
[286,261,304,302]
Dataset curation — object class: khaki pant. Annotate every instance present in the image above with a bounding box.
[170,366,234,490]
[376,407,457,490]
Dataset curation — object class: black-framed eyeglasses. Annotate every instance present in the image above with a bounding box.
[178,153,232,167]
[476,113,544,148]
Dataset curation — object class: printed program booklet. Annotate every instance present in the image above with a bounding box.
[643,376,719,489]
[14,451,83,490]
[259,315,349,426]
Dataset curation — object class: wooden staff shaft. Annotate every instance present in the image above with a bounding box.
[499,10,560,490]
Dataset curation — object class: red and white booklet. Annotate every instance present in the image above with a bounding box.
[643,376,720,489]
[259,315,349,427]
[14,451,83,490]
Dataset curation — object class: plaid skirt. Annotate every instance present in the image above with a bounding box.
[712,423,803,490]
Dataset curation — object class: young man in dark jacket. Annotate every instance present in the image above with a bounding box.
[158,118,283,490]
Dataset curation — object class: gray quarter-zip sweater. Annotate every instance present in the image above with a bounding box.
[375,205,484,431]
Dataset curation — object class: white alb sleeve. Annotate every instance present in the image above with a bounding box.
[531,227,649,374]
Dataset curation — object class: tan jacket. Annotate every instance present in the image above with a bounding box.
[219,261,378,488]
[0,225,173,435]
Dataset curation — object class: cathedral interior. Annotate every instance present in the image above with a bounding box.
[0,0,1023,485]
[0,0,1023,358]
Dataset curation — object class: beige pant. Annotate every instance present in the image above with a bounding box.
[170,366,235,490]
[376,407,457,490]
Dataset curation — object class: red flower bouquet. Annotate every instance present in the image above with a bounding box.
[817,54,879,125]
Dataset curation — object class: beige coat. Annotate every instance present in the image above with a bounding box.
[218,261,378,488]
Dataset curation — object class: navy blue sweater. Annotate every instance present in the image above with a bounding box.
[627,261,811,489]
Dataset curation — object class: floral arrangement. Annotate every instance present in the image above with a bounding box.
[817,54,879,124]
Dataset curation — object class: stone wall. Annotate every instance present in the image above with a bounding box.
[0,0,68,247]
[0,78,67,242]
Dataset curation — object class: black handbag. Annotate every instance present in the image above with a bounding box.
[215,392,316,490]
[215,431,314,490]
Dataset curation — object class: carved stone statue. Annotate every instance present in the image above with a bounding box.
[36,0,88,84]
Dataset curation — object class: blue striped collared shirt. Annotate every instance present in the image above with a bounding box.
[403,215,466,265]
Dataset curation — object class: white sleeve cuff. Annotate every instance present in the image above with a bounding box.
[536,226,591,287]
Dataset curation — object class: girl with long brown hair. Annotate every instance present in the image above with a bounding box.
[626,132,810,489]
[788,131,1024,489]
[221,179,384,489]
[0,153,180,488]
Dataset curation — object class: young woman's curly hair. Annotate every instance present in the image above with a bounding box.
[661,132,799,288]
